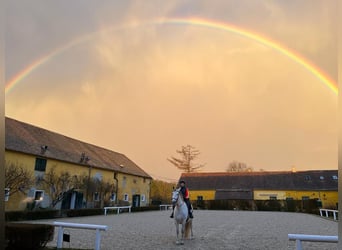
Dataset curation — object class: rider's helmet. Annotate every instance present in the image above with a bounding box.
[179,180,185,185]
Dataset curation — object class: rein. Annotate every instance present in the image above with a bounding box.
[175,190,185,207]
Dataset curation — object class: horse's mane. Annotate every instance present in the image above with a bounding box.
[175,188,183,200]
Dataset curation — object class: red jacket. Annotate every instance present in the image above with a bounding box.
[180,186,190,199]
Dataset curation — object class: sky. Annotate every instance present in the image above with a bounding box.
[5,0,338,182]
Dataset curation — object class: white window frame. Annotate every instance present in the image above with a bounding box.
[34,190,44,201]
[110,193,116,202]
[124,194,129,201]
[5,188,10,202]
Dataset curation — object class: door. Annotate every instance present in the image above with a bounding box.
[132,194,140,207]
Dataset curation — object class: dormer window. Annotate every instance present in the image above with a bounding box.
[332,175,338,180]
[304,175,311,181]
[319,176,325,181]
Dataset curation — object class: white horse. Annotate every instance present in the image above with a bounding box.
[171,188,193,245]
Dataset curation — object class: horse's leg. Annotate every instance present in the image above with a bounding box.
[180,221,185,245]
[175,221,179,244]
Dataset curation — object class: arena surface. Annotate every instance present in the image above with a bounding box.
[34,210,337,250]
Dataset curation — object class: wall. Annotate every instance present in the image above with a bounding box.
[254,189,338,208]
[116,173,151,207]
[188,190,215,201]
[5,150,151,210]
[285,190,338,208]
[254,190,287,200]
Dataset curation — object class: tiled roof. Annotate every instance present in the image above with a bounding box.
[180,171,337,191]
[5,117,152,179]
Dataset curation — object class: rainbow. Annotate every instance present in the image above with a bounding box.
[5,17,338,95]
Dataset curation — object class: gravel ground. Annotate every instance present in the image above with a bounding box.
[31,210,337,250]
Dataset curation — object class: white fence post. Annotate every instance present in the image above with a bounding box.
[319,208,338,220]
[295,239,303,250]
[53,222,108,250]
[95,229,101,250]
[56,226,63,248]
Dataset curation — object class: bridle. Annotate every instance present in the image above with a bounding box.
[172,189,185,207]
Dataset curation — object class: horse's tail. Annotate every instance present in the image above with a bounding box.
[185,219,192,239]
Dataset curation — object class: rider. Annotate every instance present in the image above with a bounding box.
[170,180,194,219]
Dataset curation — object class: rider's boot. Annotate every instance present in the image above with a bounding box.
[189,211,193,219]
[170,211,174,218]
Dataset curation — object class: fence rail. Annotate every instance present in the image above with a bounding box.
[288,234,338,250]
[104,205,132,215]
[53,221,108,250]
[319,208,338,220]
[159,204,173,210]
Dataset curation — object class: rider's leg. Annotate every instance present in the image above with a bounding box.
[185,199,193,218]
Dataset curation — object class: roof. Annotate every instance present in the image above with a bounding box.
[180,171,338,191]
[5,117,152,179]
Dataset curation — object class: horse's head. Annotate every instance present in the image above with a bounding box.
[171,188,182,205]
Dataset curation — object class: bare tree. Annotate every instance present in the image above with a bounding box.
[42,167,73,208]
[92,178,115,207]
[167,144,205,172]
[226,161,253,172]
[150,179,176,203]
[42,167,115,208]
[5,161,34,196]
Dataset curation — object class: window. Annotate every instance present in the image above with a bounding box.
[141,194,145,202]
[304,175,311,181]
[94,172,102,181]
[5,188,10,202]
[319,176,325,181]
[124,194,129,201]
[34,190,44,201]
[94,192,100,201]
[302,196,310,200]
[286,197,293,201]
[197,196,203,201]
[122,176,127,188]
[110,193,116,201]
[332,175,338,180]
[133,179,137,184]
[270,196,277,200]
[35,158,47,172]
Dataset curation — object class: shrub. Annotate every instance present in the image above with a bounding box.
[5,223,54,249]
[5,210,60,221]
[255,200,282,211]
[131,206,160,212]
[64,208,103,217]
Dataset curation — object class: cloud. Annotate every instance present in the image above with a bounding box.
[5,1,337,180]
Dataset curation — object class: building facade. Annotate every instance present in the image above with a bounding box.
[179,171,338,209]
[5,117,152,211]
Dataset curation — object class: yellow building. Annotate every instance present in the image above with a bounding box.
[5,117,152,211]
[180,171,338,209]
